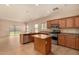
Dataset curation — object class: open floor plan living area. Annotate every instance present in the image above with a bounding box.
[0,4,79,55]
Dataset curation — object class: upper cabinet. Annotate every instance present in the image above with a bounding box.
[75,16,79,28]
[51,19,59,25]
[66,17,75,28]
[59,19,66,28]
[47,21,52,28]
[47,19,59,28]
[47,16,79,29]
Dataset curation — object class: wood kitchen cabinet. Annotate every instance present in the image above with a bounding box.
[58,34,66,46]
[65,34,76,49]
[47,19,59,28]
[75,35,79,50]
[75,16,79,28]
[33,34,51,54]
[58,34,79,50]
[59,19,66,28]
[51,19,59,25]
[66,17,75,28]
[20,34,33,44]
[47,15,79,28]
[29,35,34,42]
[20,34,30,44]
[47,21,52,28]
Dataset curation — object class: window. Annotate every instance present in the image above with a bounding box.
[34,24,38,32]
[41,23,47,30]
[26,25,29,33]
[41,24,44,30]
[9,25,21,36]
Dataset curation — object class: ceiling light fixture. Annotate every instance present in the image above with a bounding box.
[35,4,39,6]
[6,4,10,6]
[53,7,59,11]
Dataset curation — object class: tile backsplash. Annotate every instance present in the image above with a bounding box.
[61,29,79,34]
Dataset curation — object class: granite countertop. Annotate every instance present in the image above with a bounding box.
[32,34,51,39]
[59,32,79,35]
[20,32,49,35]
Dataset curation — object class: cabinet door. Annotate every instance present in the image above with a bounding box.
[29,35,34,42]
[58,34,66,46]
[47,21,51,28]
[46,38,51,54]
[65,35,76,48]
[59,19,66,28]
[75,35,79,50]
[24,35,30,43]
[66,17,75,28]
[75,16,79,28]
[51,19,59,25]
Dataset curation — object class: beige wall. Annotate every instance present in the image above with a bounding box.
[26,5,79,33]
[0,19,25,38]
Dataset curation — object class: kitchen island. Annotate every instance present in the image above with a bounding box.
[32,34,52,54]
[20,32,49,44]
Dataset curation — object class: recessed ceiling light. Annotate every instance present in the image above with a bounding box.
[47,10,50,13]
[5,4,10,6]
[35,4,39,6]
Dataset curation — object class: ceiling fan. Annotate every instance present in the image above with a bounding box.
[36,7,60,19]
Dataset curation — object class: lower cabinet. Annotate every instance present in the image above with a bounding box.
[58,34,79,50]
[65,35,75,49]
[20,34,28,44]
[20,34,33,44]
[58,34,66,46]
[75,35,79,50]
[29,35,34,42]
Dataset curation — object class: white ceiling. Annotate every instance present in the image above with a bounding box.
[0,4,79,22]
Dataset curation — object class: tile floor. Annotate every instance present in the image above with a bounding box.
[0,36,79,55]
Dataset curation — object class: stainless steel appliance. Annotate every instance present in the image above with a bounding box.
[50,24,60,44]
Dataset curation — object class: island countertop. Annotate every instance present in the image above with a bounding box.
[32,34,51,39]
[20,32,49,35]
